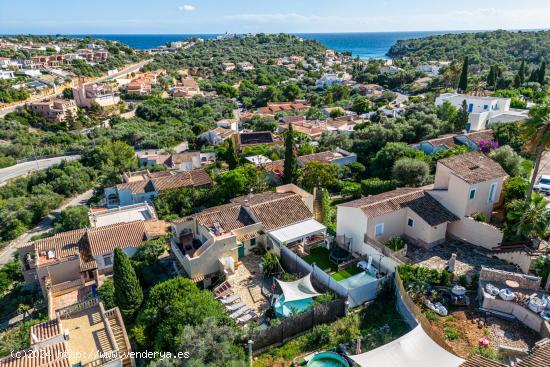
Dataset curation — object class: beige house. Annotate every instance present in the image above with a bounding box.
[19,220,168,307]
[73,83,120,108]
[29,99,77,122]
[170,184,325,286]
[337,152,508,259]
[337,188,459,253]
[0,300,134,367]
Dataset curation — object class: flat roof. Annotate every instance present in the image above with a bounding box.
[90,204,155,228]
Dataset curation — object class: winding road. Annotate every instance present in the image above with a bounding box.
[0,155,81,185]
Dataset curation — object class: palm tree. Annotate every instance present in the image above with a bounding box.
[507,193,549,239]
[522,103,550,202]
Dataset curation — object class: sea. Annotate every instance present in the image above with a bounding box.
[68,31,457,59]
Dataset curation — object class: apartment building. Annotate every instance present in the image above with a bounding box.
[73,83,120,108]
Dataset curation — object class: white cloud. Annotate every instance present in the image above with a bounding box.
[178,4,196,12]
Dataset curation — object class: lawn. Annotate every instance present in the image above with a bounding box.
[331,266,362,281]
[302,247,337,272]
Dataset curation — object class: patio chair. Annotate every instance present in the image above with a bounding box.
[226,302,246,312]
[230,305,250,319]
[237,311,258,324]
[220,294,241,305]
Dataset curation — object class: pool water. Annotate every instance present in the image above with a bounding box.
[307,352,350,367]
[338,271,377,290]
[273,295,314,317]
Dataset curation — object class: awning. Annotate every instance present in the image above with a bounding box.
[276,273,321,302]
[350,325,464,367]
[268,219,326,244]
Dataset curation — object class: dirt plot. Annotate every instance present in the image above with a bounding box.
[426,309,539,358]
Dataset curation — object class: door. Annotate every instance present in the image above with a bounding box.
[237,244,245,259]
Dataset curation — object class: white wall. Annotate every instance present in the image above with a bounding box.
[336,206,367,254]
[448,217,503,250]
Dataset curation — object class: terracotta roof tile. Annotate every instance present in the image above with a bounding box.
[87,220,147,256]
[298,151,344,165]
[33,229,86,265]
[439,152,507,184]
[196,203,254,234]
[517,338,550,367]
[29,319,61,343]
[464,130,494,145]
[241,193,313,230]
[0,342,70,367]
[339,188,458,226]
[460,355,506,367]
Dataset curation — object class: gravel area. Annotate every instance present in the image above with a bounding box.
[407,239,519,278]
[486,316,539,350]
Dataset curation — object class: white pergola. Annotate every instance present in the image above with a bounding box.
[268,219,326,246]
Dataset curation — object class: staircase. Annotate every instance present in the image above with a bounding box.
[313,187,324,223]
[106,311,133,367]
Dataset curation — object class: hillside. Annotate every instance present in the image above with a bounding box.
[387,30,550,69]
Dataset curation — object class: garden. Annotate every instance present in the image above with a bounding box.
[301,247,362,281]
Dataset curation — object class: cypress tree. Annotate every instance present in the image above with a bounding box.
[528,68,538,83]
[113,248,143,320]
[283,124,297,184]
[225,138,238,169]
[457,57,469,93]
[487,66,496,89]
[515,60,526,87]
[538,61,546,84]
[454,100,469,132]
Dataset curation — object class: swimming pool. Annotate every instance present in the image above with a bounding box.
[338,271,377,290]
[273,295,314,317]
[307,352,350,367]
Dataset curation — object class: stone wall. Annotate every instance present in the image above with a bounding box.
[480,267,541,290]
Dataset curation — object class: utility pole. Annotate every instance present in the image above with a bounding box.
[248,339,253,367]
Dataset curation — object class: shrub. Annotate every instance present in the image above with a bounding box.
[470,346,504,362]
[488,145,525,177]
[262,252,280,276]
[306,324,333,349]
[425,310,438,322]
[444,323,461,340]
[503,177,529,202]
[97,279,115,309]
[361,178,396,196]
[392,158,429,187]
[474,212,487,222]
[385,236,406,252]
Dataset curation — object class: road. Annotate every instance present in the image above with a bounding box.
[0,155,81,185]
[0,59,152,118]
[0,189,94,266]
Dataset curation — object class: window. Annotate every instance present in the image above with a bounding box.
[469,188,476,200]
[483,104,489,111]
[407,218,414,227]
[103,255,112,266]
[488,183,497,203]
[375,223,384,236]
[250,238,256,247]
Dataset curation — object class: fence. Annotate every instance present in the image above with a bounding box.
[280,245,385,307]
[393,269,456,355]
[251,298,346,354]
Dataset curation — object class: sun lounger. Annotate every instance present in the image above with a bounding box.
[237,311,258,324]
[221,295,241,305]
[230,305,250,319]
[226,302,246,312]
[214,281,232,299]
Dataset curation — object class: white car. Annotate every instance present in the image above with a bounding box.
[534,175,550,194]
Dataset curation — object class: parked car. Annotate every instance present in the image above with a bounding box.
[534,175,550,194]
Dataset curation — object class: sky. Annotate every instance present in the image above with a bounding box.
[1,0,550,34]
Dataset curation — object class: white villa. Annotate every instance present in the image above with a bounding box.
[435,93,528,132]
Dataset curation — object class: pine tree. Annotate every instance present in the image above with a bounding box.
[454,100,469,132]
[283,124,297,184]
[113,248,143,320]
[457,57,469,93]
[538,61,546,84]
[225,138,238,169]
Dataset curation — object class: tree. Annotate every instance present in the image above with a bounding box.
[301,161,340,192]
[392,158,429,187]
[54,205,90,232]
[506,193,549,239]
[488,145,525,177]
[492,121,525,152]
[515,60,526,88]
[538,61,546,84]
[83,140,137,174]
[98,278,115,309]
[225,139,238,169]
[113,248,143,320]
[214,82,238,98]
[502,177,529,202]
[522,104,550,203]
[148,318,247,367]
[436,100,458,124]
[457,57,469,93]
[134,237,168,265]
[351,96,371,114]
[283,124,297,184]
[306,107,324,120]
[370,142,426,179]
[361,178,396,196]
[317,131,352,151]
[329,108,345,118]
[454,100,469,131]
[282,83,302,101]
[62,88,73,99]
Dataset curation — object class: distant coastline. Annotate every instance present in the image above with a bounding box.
[62,31,460,59]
